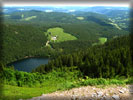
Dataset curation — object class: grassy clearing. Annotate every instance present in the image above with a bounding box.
[21,14,24,19]
[76,17,84,20]
[92,37,107,46]
[1,68,79,100]
[46,27,77,43]
[2,85,44,100]
[22,16,37,21]
[99,37,107,44]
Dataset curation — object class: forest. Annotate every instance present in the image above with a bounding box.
[33,35,133,78]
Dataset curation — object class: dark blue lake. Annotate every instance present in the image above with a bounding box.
[8,57,49,72]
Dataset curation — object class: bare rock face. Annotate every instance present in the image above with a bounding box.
[112,95,120,100]
[104,96,112,100]
[119,90,124,93]
[129,85,133,94]
[97,91,104,97]
[92,93,97,98]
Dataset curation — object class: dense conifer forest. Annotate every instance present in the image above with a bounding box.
[33,35,133,78]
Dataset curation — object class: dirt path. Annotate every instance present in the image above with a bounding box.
[27,85,133,100]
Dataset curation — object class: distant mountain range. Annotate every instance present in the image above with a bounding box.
[3,6,130,31]
[3,6,130,14]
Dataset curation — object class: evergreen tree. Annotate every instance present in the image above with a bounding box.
[68,55,73,67]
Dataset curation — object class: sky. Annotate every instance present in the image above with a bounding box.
[2,1,130,7]
[3,4,130,7]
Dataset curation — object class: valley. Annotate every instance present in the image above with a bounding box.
[0,6,132,100]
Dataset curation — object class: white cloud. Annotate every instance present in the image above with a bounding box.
[45,10,53,12]
[68,10,75,12]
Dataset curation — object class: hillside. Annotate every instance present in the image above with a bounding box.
[4,6,130,30]
[33,35,133,78]
[104,10,130,30]
[2,10,129,64]
[2,24,48,64]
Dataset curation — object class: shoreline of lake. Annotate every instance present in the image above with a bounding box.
[7,57,49,72]
[7,55,50,65]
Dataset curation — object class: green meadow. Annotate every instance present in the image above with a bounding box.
[21,16,37,21]
[92,37,107,46]
[46,27,77,43]
[76,17,84,20]
[99,37,107,44]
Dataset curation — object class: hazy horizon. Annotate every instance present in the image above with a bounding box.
[3,2,130,7]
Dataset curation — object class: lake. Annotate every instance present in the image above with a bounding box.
[8,57,49,72]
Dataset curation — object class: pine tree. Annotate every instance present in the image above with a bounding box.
[68,55,73,67]
[55,59,59,67]
[110,67,115,78]
[105,65,110,78]
[73,54,78,66]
